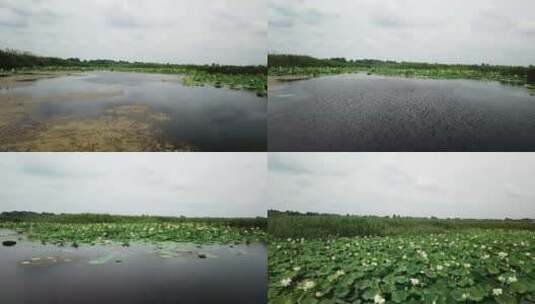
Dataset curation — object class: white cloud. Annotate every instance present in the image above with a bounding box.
[269,0,535,66]
[0,153,267,217]
[0,0,266,65]
[268,153,535,219]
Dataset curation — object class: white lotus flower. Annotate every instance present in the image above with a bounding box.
[498,252,508,259]
[374,294,385,304]
[299,280,316,291]
[507,276,517,284]
[436,265,444,271]
[410,278,419,286]
[280,277,292,287]
[417,249,428,259]
[293,266,301,271]
[492,288,503,296]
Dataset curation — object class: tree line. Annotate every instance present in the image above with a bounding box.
[0,49,266,75]
[0,211,267,229]
[268,54,535,81]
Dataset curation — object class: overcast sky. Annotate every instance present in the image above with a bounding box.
[269,153,535,219]
[0,153,266,217]
[269,0,535,66]
[0,0,266,65]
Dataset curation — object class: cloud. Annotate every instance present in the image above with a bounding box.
[0,0,266,65]
[414,177,439,191]
[268,154,311,175]
[268,1,337,30]
[269,153,535,219]
[269,19,295,29]
[0,153,266,217]
[269,0,535,66]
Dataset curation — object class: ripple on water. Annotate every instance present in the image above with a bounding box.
[268,74,535,151]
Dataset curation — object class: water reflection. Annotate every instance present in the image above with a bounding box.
[0,72,266,151]
[0,230,267,304]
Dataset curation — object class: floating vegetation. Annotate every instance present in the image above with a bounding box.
[269,230,535,304]
[88,252,121,265]
[0,221,266,246]
[0,104,195,152]
[179,70,266,97]
[19,256,73,268]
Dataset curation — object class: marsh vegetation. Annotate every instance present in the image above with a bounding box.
[268,54,535,92]
[0,212,267,303]
[268,211,535,304]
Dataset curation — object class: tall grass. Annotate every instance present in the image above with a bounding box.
[268,211,535,239]
[0,211,267,230]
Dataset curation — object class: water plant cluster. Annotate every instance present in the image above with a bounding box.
[0,221,266,246]
[269,229,535,304]
[0,212,267,245]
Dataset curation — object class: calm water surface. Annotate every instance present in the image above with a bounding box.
[269,74,535,151]
[0,230,266,304]
[2,71,266,151]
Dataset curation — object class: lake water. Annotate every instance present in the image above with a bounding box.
[0,230,267,304]
[269,74,535,151]
[0,71,266,151]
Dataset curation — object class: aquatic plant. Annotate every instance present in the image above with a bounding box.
[269,229,535,303]
[0,213,267,245]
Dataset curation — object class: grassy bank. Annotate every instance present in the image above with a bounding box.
[0,49,267,96]
[0,211,267,245]
[268,210,535,239]
[268,54,535,91]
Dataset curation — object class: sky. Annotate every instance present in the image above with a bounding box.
[269,153,535,219]
[0,153,266,217]
[0,0,266,65]
[269,0,535,66]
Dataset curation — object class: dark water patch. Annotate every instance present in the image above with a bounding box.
[2,72,266,151]
[268,74,535,151]
[0,231,266,304]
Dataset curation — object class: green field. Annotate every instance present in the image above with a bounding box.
[268,212,535,304]
[0,211,267,246]
[268,54,535,92]
[0,49,267,96]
